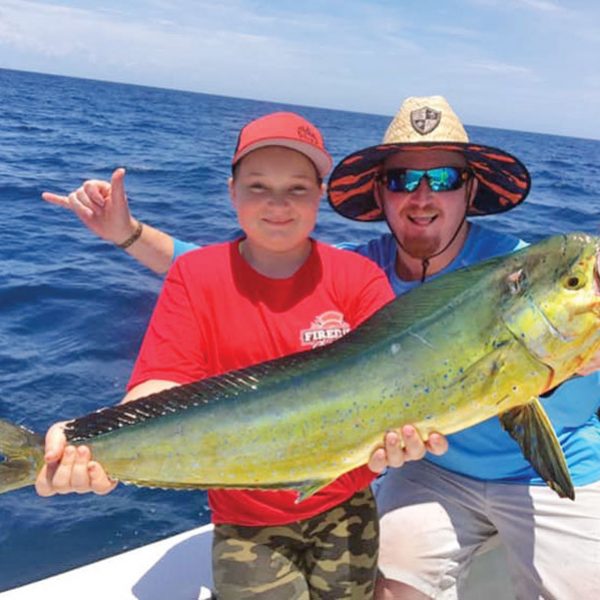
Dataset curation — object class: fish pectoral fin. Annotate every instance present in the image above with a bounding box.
[499,397,574,500]
[445,342,509,393]
[291,479,334,504]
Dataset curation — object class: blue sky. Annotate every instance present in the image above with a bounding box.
[1,0,599,139]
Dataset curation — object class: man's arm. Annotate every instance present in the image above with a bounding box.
[42,168,177,274]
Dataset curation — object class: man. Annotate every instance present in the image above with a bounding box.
[326,96,600,600]
[43,97,600,599]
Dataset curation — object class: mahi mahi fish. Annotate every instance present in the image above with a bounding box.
[1,233,600,501]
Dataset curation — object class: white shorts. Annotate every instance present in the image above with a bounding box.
[373,460,600,600]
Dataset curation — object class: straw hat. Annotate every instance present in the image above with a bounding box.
[327,96,530,221]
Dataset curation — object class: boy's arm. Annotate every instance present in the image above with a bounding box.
[35,379,180,497]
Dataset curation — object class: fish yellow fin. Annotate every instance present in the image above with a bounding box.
[499,398,574,500]
[117,478,337,500]
[292,479,333,503]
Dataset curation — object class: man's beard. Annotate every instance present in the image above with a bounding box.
[398,231,442,259]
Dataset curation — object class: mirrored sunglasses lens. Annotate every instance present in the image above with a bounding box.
[385,170,407,192]
[427,167,462,191]
[385,170,424,192]
[403,170,424,192]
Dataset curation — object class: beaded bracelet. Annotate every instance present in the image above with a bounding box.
[117,221,144,249]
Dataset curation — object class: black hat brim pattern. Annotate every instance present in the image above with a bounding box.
[327,142,531,222]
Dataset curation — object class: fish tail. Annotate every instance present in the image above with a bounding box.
[0,419,45,494]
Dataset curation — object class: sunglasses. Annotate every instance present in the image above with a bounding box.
[379,167,472,193]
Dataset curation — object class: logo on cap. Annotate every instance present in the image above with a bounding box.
[410,107,441,135]
[297,125,319,147]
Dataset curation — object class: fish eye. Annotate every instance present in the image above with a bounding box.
[563,272,586,290]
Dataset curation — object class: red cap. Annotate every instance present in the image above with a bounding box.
[232,112,333,179]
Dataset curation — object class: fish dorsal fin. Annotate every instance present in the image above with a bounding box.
[347,253,511,345]
[64,369,293,442]
[499,397,574,499]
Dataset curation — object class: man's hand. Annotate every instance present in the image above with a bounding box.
[368,425,448,473]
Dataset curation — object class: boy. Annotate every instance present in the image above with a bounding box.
[37,112,400,599]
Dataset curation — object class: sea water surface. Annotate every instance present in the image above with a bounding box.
[1,68,599,591]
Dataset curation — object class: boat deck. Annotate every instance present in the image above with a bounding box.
[0,524,515,599]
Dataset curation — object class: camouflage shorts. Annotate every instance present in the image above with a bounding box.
[212,487,379,599]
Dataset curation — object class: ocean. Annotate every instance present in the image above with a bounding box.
[0,67,599,591]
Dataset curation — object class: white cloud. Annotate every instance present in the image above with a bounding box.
[516,0,563,12]
[429,25,484,41]
[0,1,289,84]
[0,0,422,104]
[468,0,565,11]
[467,60,534,76]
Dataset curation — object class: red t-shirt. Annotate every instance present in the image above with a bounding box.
[128,239,394,526]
